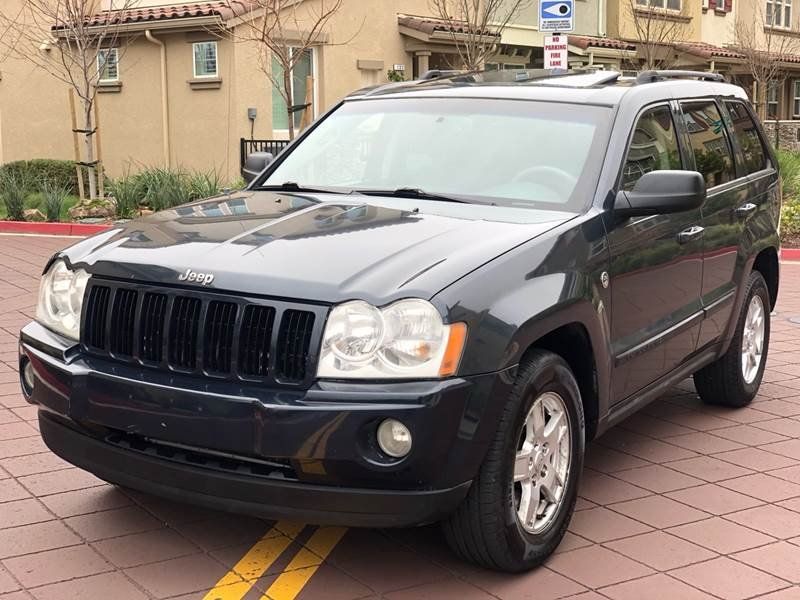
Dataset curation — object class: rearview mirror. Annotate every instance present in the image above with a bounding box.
[241,152,274,184]
[615,170,706,218]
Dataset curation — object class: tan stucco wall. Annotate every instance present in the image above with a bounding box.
[608,0,701,41]
[700,4,736,46]
[0,0,609,182]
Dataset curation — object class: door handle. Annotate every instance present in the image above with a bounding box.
[678,225,705,244]
[736,202,757,218]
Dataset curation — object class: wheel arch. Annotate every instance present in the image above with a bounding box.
[752,246,779,311]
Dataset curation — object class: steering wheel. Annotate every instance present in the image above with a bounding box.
[511,166,577,200]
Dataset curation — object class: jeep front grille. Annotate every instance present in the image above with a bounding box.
[81,280,324,386]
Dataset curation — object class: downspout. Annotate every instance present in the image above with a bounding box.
[598,0,607,37]
[145,29,171,168]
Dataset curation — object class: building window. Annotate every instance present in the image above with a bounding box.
[271,48,315,131]
[794,81,800,117]
[97,48,119,82]
[768,82,780,118]
[193,41,218,78]
[766,0,792,27]
[636,0,681,9]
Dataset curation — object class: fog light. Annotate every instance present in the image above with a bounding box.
[377,419,412,458]
[21,358,35,397]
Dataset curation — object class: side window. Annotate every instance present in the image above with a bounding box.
[724,100,769,174]
[680,101,736,188]
[621,105,682,191]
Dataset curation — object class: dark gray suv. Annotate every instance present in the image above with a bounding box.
[20,70,780,572]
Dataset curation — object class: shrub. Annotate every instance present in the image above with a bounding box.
[0,159,85,195]
[108,170,145,219]
[41,181,70,222]
[777,150,800,202]
[186,170,222,201]
[782,200,800,237]
[0,170,29,221]
[138,167,192,212]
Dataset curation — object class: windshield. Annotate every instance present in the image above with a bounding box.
[261,97,611,211]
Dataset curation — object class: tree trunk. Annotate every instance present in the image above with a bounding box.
[82,100,98,200]
[284,67,295,141]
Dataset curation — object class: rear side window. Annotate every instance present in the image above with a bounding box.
[724,100,769,174]
[621,105,681,191]
[680,101,735,188]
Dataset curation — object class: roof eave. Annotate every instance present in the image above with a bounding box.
[51,14,225,37]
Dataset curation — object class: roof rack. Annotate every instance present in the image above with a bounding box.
[636,70,725,84]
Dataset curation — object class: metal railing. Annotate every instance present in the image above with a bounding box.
[240,138,290,171]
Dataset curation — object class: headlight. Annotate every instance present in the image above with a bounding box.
[317,299,467,379]
[36,259,90,341]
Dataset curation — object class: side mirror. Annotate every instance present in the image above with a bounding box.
[615,170,706,218]
[241,152,274,184]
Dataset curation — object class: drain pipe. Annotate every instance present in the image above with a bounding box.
[145,29,171,168]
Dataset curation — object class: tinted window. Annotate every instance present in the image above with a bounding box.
[681,101,735,188]
[724,101,769,174]
[621,105,681,191]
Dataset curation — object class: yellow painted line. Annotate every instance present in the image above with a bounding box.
[202,521,305,600]
[260,526,348,600]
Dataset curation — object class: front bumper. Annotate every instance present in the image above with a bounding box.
[21,322,513,527]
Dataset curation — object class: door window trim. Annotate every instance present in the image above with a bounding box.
[676,97,738,192]
[613,101,685,194]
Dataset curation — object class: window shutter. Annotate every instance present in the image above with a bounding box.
[708,0,717,8]
[724,0,732,12]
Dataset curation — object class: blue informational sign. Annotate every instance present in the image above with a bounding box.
[540,0,574,32]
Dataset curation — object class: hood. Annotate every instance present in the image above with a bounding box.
[62,191,574,305]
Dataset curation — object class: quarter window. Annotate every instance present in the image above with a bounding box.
[766,0,792,27]
[621,105,682,192]
[724,101,769,174]
[680,101,736,188]
[97,48,119,82]
[193,41,218,78]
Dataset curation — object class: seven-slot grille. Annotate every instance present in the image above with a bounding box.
[81,281,321,385]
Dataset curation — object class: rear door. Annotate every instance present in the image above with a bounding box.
[606,103,704,401]
[679,99,769,348]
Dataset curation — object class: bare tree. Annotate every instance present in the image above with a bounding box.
[427,0,532,71]
[0,0,137,200]
[734,2,800,122]
[625,0,689,70]
[226,0,353,140]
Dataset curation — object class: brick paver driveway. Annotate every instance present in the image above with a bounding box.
[1,234,800,600]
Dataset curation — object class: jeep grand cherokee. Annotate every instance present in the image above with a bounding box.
[19,70,781,572]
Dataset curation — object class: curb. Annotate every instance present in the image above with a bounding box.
[782,248,800,261]
[0,221,113,236]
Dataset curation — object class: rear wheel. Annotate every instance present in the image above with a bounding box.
[443,350,584,572]
[694,271,770,408]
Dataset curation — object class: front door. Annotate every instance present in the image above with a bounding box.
[606,103,704,402]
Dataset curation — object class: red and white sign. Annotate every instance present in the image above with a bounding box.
[544,34,569,70]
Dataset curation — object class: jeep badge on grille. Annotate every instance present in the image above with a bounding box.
[178,268,215,286]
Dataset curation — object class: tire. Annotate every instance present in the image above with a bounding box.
[694,271,771,408]
[442,350,585,572]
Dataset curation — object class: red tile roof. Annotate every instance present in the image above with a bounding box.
[57,1,252,29]
[674,41,744,60]
[397,14,498,37]
[568,35,636,52]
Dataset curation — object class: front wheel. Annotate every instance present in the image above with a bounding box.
[442,350,585,572]
[694,271,771,408]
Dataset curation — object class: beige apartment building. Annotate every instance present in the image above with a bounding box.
[0,0,611,182]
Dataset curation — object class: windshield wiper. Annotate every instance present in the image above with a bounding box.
[356,187,472,204]
[259,182,351,194]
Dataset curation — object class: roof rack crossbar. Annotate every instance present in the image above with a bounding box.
[636,70,725,84]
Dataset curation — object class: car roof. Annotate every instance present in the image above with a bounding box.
[346,70,750,109]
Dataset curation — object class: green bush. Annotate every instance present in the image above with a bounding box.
[0,170,28,221]
[0,159,85,195]
[108,170,145,219]
[777,150,800,202]
[41,181,70,222]
[782,200,800,237]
